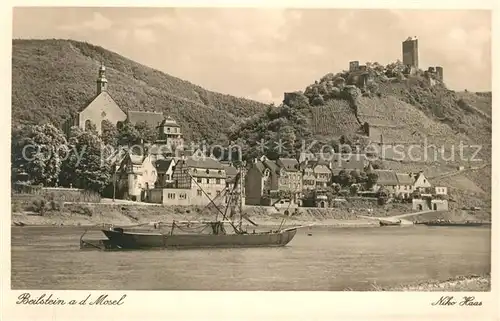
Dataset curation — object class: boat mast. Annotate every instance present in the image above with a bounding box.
[238,165,244,230]
[185,166,240,233]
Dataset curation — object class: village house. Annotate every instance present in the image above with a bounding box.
[301,160,317,191]
[412,198,449,211]
[244,157,271,205]
[156,116,184,149]
[116,153,157,202]
[148,156,227,206]
[370,169,427,199]
[245,156,302,206]
[313,160,332,189]
[299,152,367,173]
[434,186,448,196]
[372,169,399,194]
[154,158,176,188]
[395,172,415,198]
[276,158,303,193]
[300,159,332,190]
[412,171,432,192]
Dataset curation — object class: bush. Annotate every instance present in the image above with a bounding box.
[71,205,93,217]
[11,201,23,213]
[31,197,48,216]
[49,200,64,211]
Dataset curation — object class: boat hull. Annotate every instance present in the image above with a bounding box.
[101,228,298,249]
[417,222,491,227]
[379,220,401,226]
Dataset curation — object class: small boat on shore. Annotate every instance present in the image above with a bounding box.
[379,219,402,227]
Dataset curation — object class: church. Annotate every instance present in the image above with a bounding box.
[62,63,178,138]
[62,64,127,135]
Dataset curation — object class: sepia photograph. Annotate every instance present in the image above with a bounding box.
[9,5,493,296]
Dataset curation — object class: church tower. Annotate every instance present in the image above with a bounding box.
[96,63,108,94]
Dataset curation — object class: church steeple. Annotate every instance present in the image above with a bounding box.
[96,62,108,94]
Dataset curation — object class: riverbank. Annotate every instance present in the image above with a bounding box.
[11,210,380,228]
[11,198,490,227]
[368,274,491,291]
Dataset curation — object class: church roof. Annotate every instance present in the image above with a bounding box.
[127,111,164,128]
[76,91,126,115]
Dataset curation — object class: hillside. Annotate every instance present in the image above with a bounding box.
[11,39,268,141]
[228,61,491,204]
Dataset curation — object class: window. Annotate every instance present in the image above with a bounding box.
[216,178,221,184]
[166,174,170,180]
[167,193,176,199]
[197,190,202,196]
[167,127,171,132]
[179,193,187,200]
[85,119,92,131]
[206,169,210,174]
[197,178,202,183]
[206,178,210,184]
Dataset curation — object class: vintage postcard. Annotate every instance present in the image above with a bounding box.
[2,1,498,321]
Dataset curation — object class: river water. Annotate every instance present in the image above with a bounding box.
[11,226,490,291]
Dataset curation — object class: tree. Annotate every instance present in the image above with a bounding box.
[117,121,141,146]
[350,170,361,183]
[59,127,112,193]
[358,171,368,185]
[366,172,379,189]
[350,184,360,196]
[101,119,118,147]
[376,186,389,205]
[134,121,157,143]
[279,125,297,158]
[371,160,385,170]
[11,123,68,186]
[336,170,354,187]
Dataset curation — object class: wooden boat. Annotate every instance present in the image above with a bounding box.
[92,165,304,250]
[417,220,491,227]
[101,223,298,249]
[379,219,402,226]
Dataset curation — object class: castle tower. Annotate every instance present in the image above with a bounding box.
[96,63,108,94]
[349,61,360,72]
[402,36,419,69]
[435,66,443,81]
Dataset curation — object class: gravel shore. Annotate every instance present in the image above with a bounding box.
[369,274,491,291]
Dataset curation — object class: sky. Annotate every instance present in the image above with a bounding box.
[12,7,491,105]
